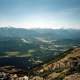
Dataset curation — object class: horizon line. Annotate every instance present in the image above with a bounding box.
[0,26,80,30]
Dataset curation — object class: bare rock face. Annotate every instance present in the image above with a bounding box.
[30,76,44,80]
[64,73,80,80]
[35,48,80,80]
[0,48,80,80]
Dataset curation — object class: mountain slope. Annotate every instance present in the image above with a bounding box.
[31,48,80,80]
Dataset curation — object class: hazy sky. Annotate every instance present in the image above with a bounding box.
[0,0,80,29]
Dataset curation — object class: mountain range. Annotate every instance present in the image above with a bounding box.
[0,27,80,64]
[0,27,80,40]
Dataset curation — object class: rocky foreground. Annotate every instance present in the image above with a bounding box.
[0,48,80,80]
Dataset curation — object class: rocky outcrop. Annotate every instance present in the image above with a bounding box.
[0,48,80,80]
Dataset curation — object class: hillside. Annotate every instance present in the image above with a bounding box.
[30,48,80,80]
[0,27,80,79]
[0,48,80,80]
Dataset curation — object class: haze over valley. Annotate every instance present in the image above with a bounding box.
[0,27,80,68]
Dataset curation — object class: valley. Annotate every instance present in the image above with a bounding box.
[0,28,80,80]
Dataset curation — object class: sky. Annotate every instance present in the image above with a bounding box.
[0,0,80,29]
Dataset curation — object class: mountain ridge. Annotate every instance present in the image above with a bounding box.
[0,27,80,40]
[30,48,80,80]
